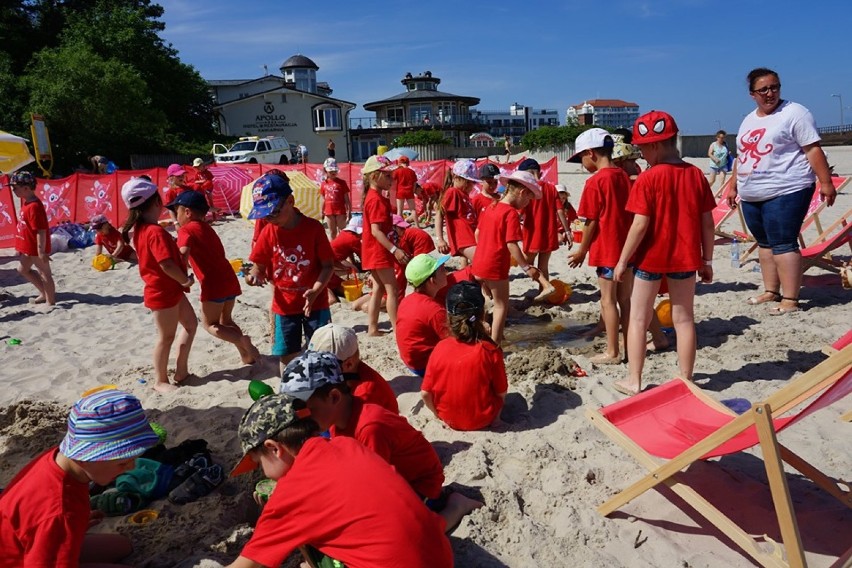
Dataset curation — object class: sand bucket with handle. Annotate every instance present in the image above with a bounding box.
[342,270,363,302]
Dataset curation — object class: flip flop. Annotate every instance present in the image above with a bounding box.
[612,382,639,397]
[768,305,800,316]
[746,290,781,305]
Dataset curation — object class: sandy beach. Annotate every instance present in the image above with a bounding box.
[1,151,850,567]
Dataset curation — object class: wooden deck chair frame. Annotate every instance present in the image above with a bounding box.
[586,344,852,568]
[739,177,849,265]
[713,180,752,241]
[800,208,852,273]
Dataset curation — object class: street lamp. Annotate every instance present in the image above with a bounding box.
[831,94,843,128]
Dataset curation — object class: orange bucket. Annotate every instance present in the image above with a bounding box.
[229,258,243,273]
[342,278,363,302]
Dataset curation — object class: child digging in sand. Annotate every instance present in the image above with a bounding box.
[167,191,259,365]
[9,171,56,305]
[226,394,453,568]
[121,178,197,392]
[279,351,483,533]
[472,170,550,343]
[0,388,160,567]
[613,111,716,396]
[91,214,136,263]
[568,128,634,365]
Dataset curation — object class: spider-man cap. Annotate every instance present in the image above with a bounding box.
[632,110,679,145]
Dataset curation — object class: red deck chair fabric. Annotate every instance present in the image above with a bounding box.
[600,368,852,460]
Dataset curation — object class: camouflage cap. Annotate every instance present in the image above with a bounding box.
[278,351,345,402]
[230,394,310,477]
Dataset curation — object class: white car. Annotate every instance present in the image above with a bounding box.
[212,136,293,164]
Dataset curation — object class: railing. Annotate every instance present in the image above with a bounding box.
[349,115,487,130]
[817,124,852,135]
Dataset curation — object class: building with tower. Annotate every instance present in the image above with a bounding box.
[207,54,356,162]
[566,99,640,129]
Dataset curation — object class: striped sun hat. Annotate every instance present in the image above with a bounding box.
[59,389,160,462]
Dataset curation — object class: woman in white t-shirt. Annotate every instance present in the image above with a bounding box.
[727,68,837,315]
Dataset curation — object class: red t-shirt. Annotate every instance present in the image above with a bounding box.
[471,192,498,222]
[399,227,435,256]
[419,182,442,197]
[249,213,333,316]
[576,167,633,267]
[330,399,445,499]
[352,361,400,414]
[330,229,361,263]
[133,223,187,310]
[320,177,350,216]
[441,187,477,255]
[522,180,563,253]
[162,184,195,207]
[435,266,475,306]
[422,338,508,431]
[395,292,449,372]
[361,190,395,270]
[95,226,133,260]
[251,218,269,248]
[627,163,716,273]
[187,168,214,193]
[393,167,418,199]
[240,437,451,568]
[0,448,90,567]
[15,199,50,256]
[472,202,524,281]
[177,220,241,302]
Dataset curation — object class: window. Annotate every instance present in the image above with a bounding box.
[258,141,270,152]
[387,107,404,123]
[409,103,432,124]
[313,105,342,131]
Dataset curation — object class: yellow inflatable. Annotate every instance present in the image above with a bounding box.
[655,299,673,327]
[92,254,115,272]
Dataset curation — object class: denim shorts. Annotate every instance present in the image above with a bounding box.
[272,308,332,356]
[596,266,616,280]
[209,295,237,304]
[740,184,815,254]
[634,269,695,282]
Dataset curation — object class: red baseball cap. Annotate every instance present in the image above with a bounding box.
[632,110,678,145]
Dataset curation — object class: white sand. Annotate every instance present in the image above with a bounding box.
[1,151,850,567]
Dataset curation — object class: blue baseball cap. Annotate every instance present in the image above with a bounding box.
[165,190,209,213]
[248,174,293,220]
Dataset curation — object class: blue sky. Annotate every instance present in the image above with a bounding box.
[157,0,852,135]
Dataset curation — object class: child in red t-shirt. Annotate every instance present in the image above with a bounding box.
[422,281,507,431]
[435,159,479,264]
[319,158,351,239]
[517,159,571,293]
[91,214,136,263]
[555,184,578,238]
[229,393,453,568]
[392,156,419,225]
[396,254,451,375]
[361,155,409,335]
[121,178,197,392]
[163,163,192,228]
[614,111,716,396]
[471,163,501,220]
[167,191,260,365]
[308,323,399,413]
[246,174,334,370]
[9,171,56,305]
[326,214,363,304]
[279,352,482,535]
[414,181,441,225]
[568,128,634,365]
[472,170,550,343]
[0,389,160,568]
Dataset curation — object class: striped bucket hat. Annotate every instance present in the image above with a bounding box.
[59,389,159,462]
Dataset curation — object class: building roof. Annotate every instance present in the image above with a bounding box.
[570,99,638,109]
[364,89,480,110]
[281,54,319,70]
[212,84,355,111]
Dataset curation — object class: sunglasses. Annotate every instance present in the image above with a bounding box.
[751,84,781,96]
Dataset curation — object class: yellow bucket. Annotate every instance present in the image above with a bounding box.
[342,279,363,302]
[229,258,243,273]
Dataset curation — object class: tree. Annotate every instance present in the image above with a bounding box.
[520,124,605,151]
[391,130,452,148]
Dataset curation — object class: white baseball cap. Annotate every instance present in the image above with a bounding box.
[568,128,614,163]
[121,178,159,209]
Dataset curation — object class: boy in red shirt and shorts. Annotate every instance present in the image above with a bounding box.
[392,155,419,225]
[227,393,452,568]
[614,111,716,396]
[9,171,56,305]
[278,352,482,534]
[246,174,334,370]
[568,128,634,365]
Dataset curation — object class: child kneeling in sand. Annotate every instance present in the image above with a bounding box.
[278,351,482,532]
[0,388,160,566]
[168,191,259,365]
[614,111,716,396]
[422,281,507,430]
[227,395,453,568]
[91,214,137,263]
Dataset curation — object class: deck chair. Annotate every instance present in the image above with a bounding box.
[800,207,852,273]
[713,180,751,241]
[586,344,852,568]
[740,177,849,264]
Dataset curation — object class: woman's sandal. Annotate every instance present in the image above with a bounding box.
[768,296,799,316]
[747,290,782,305]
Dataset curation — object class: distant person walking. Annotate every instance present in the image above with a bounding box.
[504,136,512,163]
[298,143,309,164]
[707,130,730,193]
[327,138,336,158]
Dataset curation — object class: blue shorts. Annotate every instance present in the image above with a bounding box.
[709,165,726,173]
[634,269,695,282]
[596,266,616,280]
[408,367,425,378]
[272,309,332,356]
[740,184,815,255]
[208,295,237,304]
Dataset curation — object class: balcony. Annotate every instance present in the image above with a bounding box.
[349,115,485,131]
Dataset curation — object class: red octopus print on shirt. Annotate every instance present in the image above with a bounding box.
[738,128,774,168]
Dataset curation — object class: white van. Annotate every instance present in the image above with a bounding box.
[212,136,294,164]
